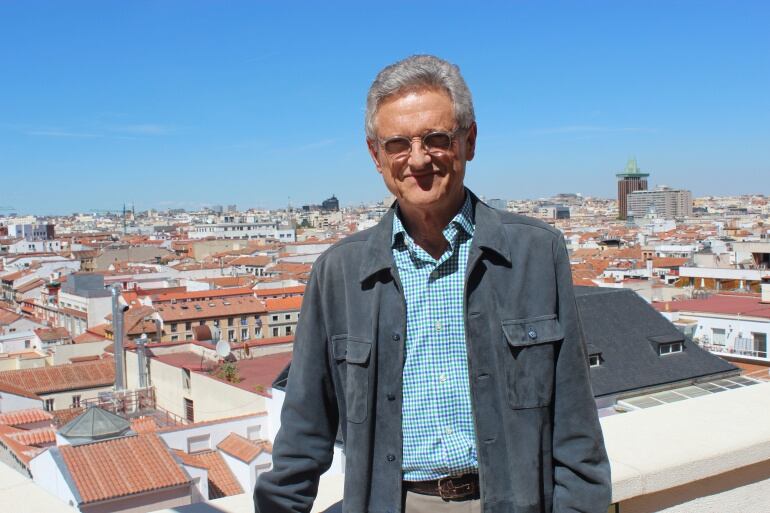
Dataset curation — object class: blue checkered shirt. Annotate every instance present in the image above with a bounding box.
[392,193,478,481]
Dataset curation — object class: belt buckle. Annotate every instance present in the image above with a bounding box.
[437,476,472,501]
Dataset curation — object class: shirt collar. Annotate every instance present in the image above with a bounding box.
[391,190,475,248]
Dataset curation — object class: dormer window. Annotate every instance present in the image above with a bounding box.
[649,333,685,357]
[588,353,602,367]
[659,341,683,356]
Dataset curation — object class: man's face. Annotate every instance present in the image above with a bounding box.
[367,88,476,213]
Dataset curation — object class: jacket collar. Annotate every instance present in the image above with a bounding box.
[358,189,511,283]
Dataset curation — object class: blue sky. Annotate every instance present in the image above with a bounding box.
[1,1,768,214]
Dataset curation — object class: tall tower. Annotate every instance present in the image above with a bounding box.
[616,158,649,220]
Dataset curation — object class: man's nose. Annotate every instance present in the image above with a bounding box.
[407,139,431,169]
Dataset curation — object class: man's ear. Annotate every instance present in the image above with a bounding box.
[464,122,477,161]
[367,138,384,175]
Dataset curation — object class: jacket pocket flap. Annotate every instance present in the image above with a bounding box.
[502,315,564,347]
[344,337,372,364]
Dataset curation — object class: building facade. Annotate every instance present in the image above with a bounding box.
[616,157,649,220]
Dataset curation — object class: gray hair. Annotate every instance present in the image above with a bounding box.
[365,55,475,140]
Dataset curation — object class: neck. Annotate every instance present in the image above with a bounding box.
[398,189,466,259]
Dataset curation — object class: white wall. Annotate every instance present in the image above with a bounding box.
[30,449,79,509]
[0,391,42,412]
[158,414,267,453]
[50,340,112,365]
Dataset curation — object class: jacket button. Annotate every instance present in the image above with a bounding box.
[387,393,396,401]
[386,454,396,462]
[528,328,537,339]
[392,333,401,341]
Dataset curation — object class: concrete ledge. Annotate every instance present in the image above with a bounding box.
[602,382,770,502]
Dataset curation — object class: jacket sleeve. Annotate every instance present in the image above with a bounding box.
[551,233,612,512]
[254,267,339,513]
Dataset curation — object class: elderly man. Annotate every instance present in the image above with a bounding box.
[255,55,611,513]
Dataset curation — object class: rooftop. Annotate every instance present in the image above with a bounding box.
[216,433,271,463]
[654,293,770,319]
[57,434,191,504]
[0,357,114,395]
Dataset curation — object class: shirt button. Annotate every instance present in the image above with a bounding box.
[387,393,396,401]
[439,374,447,383]
[445,427,453,435]
[528,328,538,340]
[434,321,442,332]
[392,332,400,341]
[386,454,396,462]
[430,270,439,279]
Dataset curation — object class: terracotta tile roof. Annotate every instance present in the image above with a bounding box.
[198,276,256,287]
[653,294,770,319]
[209,351,293,395]
[51,407,84,427]
[651,257,690,268]
[173,449,243,498]
[8,426,56,446]
[155,297,266,322]
[0,424,44,464]
[130,416,160,433]
[59,434,191,504]
[0,308,22,326]
[264,295,302,312]
[0,408,52,426]
[151,287,254,303]
[69,355,101,363]
[15,278,45,294]
[231,256,272,267]
[217,433,272,463]
[252,285,305,298]
[0,358,114,395]
[73,329,109,343]
[34,326,71,342]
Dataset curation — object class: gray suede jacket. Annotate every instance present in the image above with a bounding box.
[254,191,611,513]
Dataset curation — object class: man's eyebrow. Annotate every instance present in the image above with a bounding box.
[383,128,453,138]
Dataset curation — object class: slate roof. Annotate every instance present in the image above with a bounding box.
[576,287,738,398]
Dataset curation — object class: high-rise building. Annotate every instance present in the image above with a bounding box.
[627,186,693,220]
[321,195,339,212]
[616,158,649,220]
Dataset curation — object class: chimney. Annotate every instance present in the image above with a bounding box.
[761,279,770,304]
[110,285,127,391]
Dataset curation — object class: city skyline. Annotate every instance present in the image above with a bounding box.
[1,1,769,214]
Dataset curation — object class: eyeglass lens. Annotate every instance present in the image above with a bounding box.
[383,132,453,156]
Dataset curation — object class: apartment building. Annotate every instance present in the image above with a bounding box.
[156,297,267,343]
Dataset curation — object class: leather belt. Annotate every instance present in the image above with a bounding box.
[404,473,480,501]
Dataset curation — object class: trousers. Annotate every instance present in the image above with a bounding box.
[403,490,482,513]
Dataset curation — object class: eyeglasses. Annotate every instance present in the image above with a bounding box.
[378,130,458,159]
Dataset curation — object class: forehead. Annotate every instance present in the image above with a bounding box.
[375,87,456,137]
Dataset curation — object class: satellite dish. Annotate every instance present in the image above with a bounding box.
[215,339,231,358]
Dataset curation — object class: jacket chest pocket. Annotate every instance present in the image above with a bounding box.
[332,335,372,424]
[502,314,563,409]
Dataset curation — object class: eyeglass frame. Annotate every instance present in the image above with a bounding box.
[375,128,462,160]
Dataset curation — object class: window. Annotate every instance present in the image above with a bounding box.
[753,332,768,358]
[183,369,191,390]
[187,433,210,453]
[213,319,220,327]
[712,328,726,346]
[659,342,683,355]
[241,328,248,340]
[241,316,248,326]
[44,398,54,411]
[71,395,81,408]
[588,353,602,367]
[185,334,193,340]
[247,425,262,440]
[171,335,179,342]
[228,329,235,341]
[184,398,195,423]
[285,314,291,320]
[255,327,262,337]
[199,320,206,326]
[170,323,177,333]
[185,321,192,331]
[272,327,279,337]
[24,339,31,349]
[285,326,292,336]
[272,315,278,322]
[227,317,234,327]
